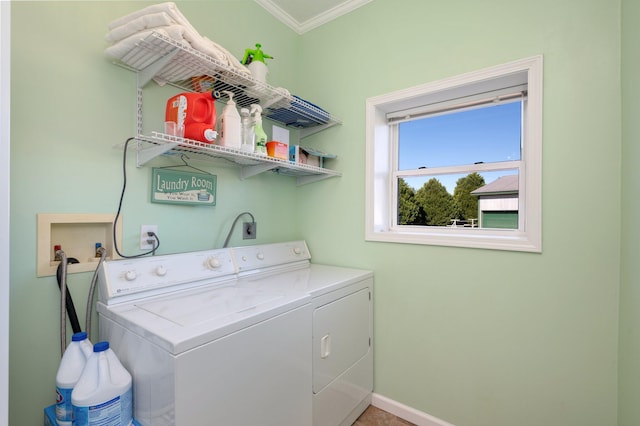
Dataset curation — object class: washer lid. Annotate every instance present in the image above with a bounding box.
[99,284,310,354]
[137,286,283,327]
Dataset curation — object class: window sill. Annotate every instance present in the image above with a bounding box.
[366,227,541,253]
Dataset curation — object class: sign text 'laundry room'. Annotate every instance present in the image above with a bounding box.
[151,168,216,206]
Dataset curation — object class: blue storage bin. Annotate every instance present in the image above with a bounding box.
[266,96,330,128]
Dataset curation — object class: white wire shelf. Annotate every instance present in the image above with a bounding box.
[136,133,341,186]
[110,31,342,184]
[112,31,341,138]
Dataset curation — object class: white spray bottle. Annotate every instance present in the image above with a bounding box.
[240,108,254,153]
[217,91,242,149]
[250,104,267,155]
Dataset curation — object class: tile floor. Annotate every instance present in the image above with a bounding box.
[353,405,416,425]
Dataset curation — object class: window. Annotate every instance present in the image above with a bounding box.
[365,56,542,252]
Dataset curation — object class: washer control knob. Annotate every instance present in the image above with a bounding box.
[206,257,221,269]
[256,253,264,260]
[124,270,137,281]
[155,265,167,276]
[293,247,302,255]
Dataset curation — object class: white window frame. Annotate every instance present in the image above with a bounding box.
[365,55,542,252]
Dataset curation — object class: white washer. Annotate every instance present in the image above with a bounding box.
[97,241,372,426]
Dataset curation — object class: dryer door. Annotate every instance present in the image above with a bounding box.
[312,287,371,393]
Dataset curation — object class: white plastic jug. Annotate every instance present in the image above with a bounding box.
[72,341,133,426]
[217,91,242,149]
[55,331,93,426]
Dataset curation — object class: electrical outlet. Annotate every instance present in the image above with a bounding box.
[140,225,158,249]
[242,222,257,240]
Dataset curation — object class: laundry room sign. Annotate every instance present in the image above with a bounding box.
[151,168,216,206]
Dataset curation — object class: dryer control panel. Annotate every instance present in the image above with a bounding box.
[233,240,310,273]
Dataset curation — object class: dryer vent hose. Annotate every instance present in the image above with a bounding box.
[57,249,68,357]
[56,256,81,335]
[56,247,107,356]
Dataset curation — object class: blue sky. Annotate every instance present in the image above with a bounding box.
[398,101,521,193]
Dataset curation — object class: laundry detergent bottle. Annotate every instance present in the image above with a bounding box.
[217,91,241,149]
[55,332,93,426]
[72,341,133,426]
[166,90,218,143]
[250,104,267,155]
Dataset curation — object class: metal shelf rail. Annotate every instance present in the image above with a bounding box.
[114,31,341,136]
[110,31,342,185]
[137,133,341,186]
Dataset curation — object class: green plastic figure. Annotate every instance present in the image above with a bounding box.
[241,43,274,65]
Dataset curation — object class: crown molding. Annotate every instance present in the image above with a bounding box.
[255,0,373,34]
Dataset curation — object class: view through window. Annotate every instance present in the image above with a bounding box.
[395,100,522,229]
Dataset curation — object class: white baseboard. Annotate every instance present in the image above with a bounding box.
[371,393,456,426]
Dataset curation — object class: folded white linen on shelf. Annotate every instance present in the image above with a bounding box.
[105,2,249,77]
[201,36,248,77]
[105,12,173,43]
[105,25,186,62]
[107,2,192,31]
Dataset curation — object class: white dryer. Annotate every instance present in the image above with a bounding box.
[234,243,374,426]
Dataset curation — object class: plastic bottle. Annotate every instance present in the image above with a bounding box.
[240,108,254,153]
[55,332,93,426]
[166,91,218,143]
[241,43,273,84]
[72,341,133,426]
[217,91,242,149]
[251,104,267,155]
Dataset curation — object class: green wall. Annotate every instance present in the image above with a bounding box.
[9,2,302,425]
[619,0,640,425]
[8,1,631,426]
[297,1,621,425]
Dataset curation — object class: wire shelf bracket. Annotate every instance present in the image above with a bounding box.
[240,162,280,179]
[137,48,180,88]
[136,139,180,166]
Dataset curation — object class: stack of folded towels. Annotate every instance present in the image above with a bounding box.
[104,2,250,79]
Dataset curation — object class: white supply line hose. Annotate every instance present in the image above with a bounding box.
[85,247,107,340]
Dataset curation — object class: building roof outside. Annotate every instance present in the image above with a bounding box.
[471,174,519,196]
